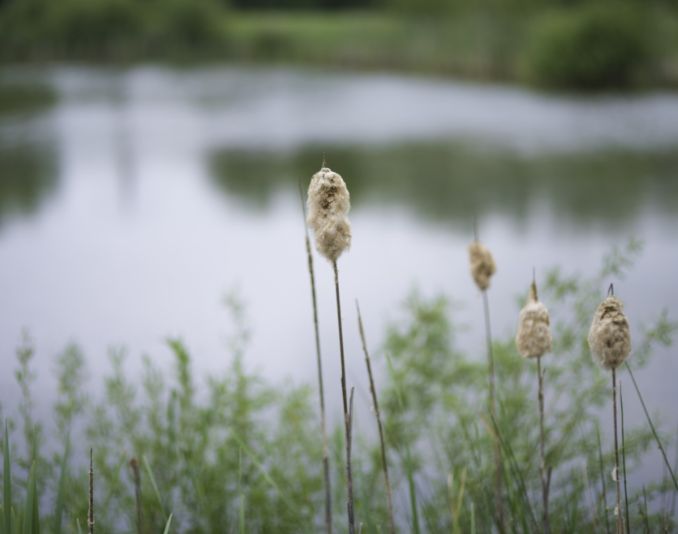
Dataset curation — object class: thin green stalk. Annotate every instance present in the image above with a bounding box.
[300,185,332,534]
[488,414,539,532]
[142,455,166,517]
[129,458,142,534]
[163,514,173,534]
[332,260,356,534]
[53,436,71,534]
[611,369,623,534]
[624,362,678,491]
[356,301,396,534]
[405,450,420,534]
[23,462,36,534]
[88,448,94,534]
[619,381,630,534]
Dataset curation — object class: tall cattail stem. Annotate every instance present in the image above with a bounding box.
[537,356,551,534]
[356,302,396,534]
[482,290,504,533]
[612,369,623,534]
[620,381,630,534]
[301,185,333,534]
[333,260,355,534]
[88,448,95,534]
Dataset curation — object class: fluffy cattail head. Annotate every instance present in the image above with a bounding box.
[468,241,496,291]
[307,167,351,262]
[588,296,631,370]
[515,281,552,359]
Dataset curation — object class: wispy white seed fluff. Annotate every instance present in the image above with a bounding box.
[307,167,351,262]
[468,241,496,291]
[515,282,552,359]
[588,296,631,370]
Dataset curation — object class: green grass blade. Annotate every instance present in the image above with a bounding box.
[22,462,35,534]
[162,513,173,534]
[625,362,678,491]
[142,455,166,517]
[76,518,82,534]
[52,437,70,534]
[404,448,420,534]
[3,422,12,534]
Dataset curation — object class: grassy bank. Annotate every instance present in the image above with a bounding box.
[1,2,678,89]
[0,242,676,532]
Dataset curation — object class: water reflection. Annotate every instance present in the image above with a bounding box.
[210,143,678,229]
[0,142,58,228]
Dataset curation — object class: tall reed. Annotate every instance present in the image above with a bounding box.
[515,278,552,534]
[468,230,504,532]
[588,284,631,534]
[306,165,355,534]
[299,183,332,534]
[356,301,396,534]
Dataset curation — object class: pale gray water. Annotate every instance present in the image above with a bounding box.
[0,66,677,489]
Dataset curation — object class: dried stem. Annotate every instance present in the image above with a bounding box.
[612,368,623,534]
[356,301,396,534]
[620,381,630,534]
[481,289,505,533]
[88,448,94,534]
[300,183,332,534]
[129,458,143,534]
[624,361,678,491]
[537,356,551,534]
[333,260,356,534]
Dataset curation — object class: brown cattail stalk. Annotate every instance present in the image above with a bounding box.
[88,448,94,534]
[129,458,143,534]
[468,234,504,533]
[620,381,631,533]
[356,301,396,534]
[588,284,631,534]
[307,166,355,534]
[515,278,553,534]
[299,183,333,534]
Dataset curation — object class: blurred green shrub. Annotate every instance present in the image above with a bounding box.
[524,4,653,89]
[146,0,224,53]
[45,0,142,57]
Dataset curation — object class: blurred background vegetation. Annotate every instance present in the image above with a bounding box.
[1,0,678,89]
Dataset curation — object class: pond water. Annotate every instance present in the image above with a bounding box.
[0,66,677,482]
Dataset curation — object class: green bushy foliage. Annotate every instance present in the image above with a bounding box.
[524,4,654,89]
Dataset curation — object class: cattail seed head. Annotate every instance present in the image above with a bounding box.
[588,296,631,370]
[307,167,351,262]
[515,281,552,359]
[468,241,496,291]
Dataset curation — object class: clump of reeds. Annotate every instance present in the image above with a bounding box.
[307,165,355,534]
[515,278,552,534]
[467,232,503,531]
[588,285,631,534]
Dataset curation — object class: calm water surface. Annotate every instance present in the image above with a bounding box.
[1,67,677,479]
